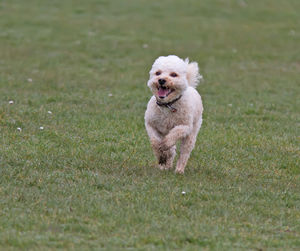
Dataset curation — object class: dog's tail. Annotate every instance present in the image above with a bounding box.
[185,58,203,88]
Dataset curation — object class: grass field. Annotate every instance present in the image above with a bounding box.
[0,0,299,249]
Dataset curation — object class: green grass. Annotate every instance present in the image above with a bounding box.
[0,0,299,249]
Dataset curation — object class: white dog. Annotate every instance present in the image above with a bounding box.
[145,55,203,174]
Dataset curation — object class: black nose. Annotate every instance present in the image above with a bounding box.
[158,79,166,85]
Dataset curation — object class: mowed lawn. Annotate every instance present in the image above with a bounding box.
[0,0,299,249]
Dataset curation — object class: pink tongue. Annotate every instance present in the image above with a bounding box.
[158,88,169,97]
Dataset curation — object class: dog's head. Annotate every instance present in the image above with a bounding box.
[147,55,199,103]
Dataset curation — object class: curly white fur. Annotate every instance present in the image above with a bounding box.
[145,55,203,174]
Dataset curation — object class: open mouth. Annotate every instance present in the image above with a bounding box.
[157,86,173,99]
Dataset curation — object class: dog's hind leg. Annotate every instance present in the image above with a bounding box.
[175,133,197,174]
[175,117,202,174]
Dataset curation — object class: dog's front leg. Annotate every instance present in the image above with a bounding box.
[145,123,166,165]
[159,125,191,152]
[146,123,176,169]
[145,122,161,149]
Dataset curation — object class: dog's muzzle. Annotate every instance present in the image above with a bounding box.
[158,79,166,85]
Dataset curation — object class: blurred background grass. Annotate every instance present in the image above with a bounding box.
[0,0,299,249]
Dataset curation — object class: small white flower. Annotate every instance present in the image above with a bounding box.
[239,0,247,7]
[47,111,52,114]
[108,93,113,97]
[27,78,33,82]
[39,126,44,130]
[181,191,186,195]
[289,30,295,36]
[228,104,233,107]
[143,44,149,49]
[17,127,22,132]
[9,100,14,104]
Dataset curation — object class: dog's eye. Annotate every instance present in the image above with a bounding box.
[170,72,178,77]
[155,71,161,76]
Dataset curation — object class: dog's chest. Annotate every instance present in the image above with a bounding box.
[154,110,185,136]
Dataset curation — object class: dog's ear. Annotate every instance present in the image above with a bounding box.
[186,59,203,88]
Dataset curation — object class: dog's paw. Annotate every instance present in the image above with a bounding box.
[158,138,173,152]
[158,143,168,152]
[175,168,185,174]
[158,163,173,170]
[158,164,168,170]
